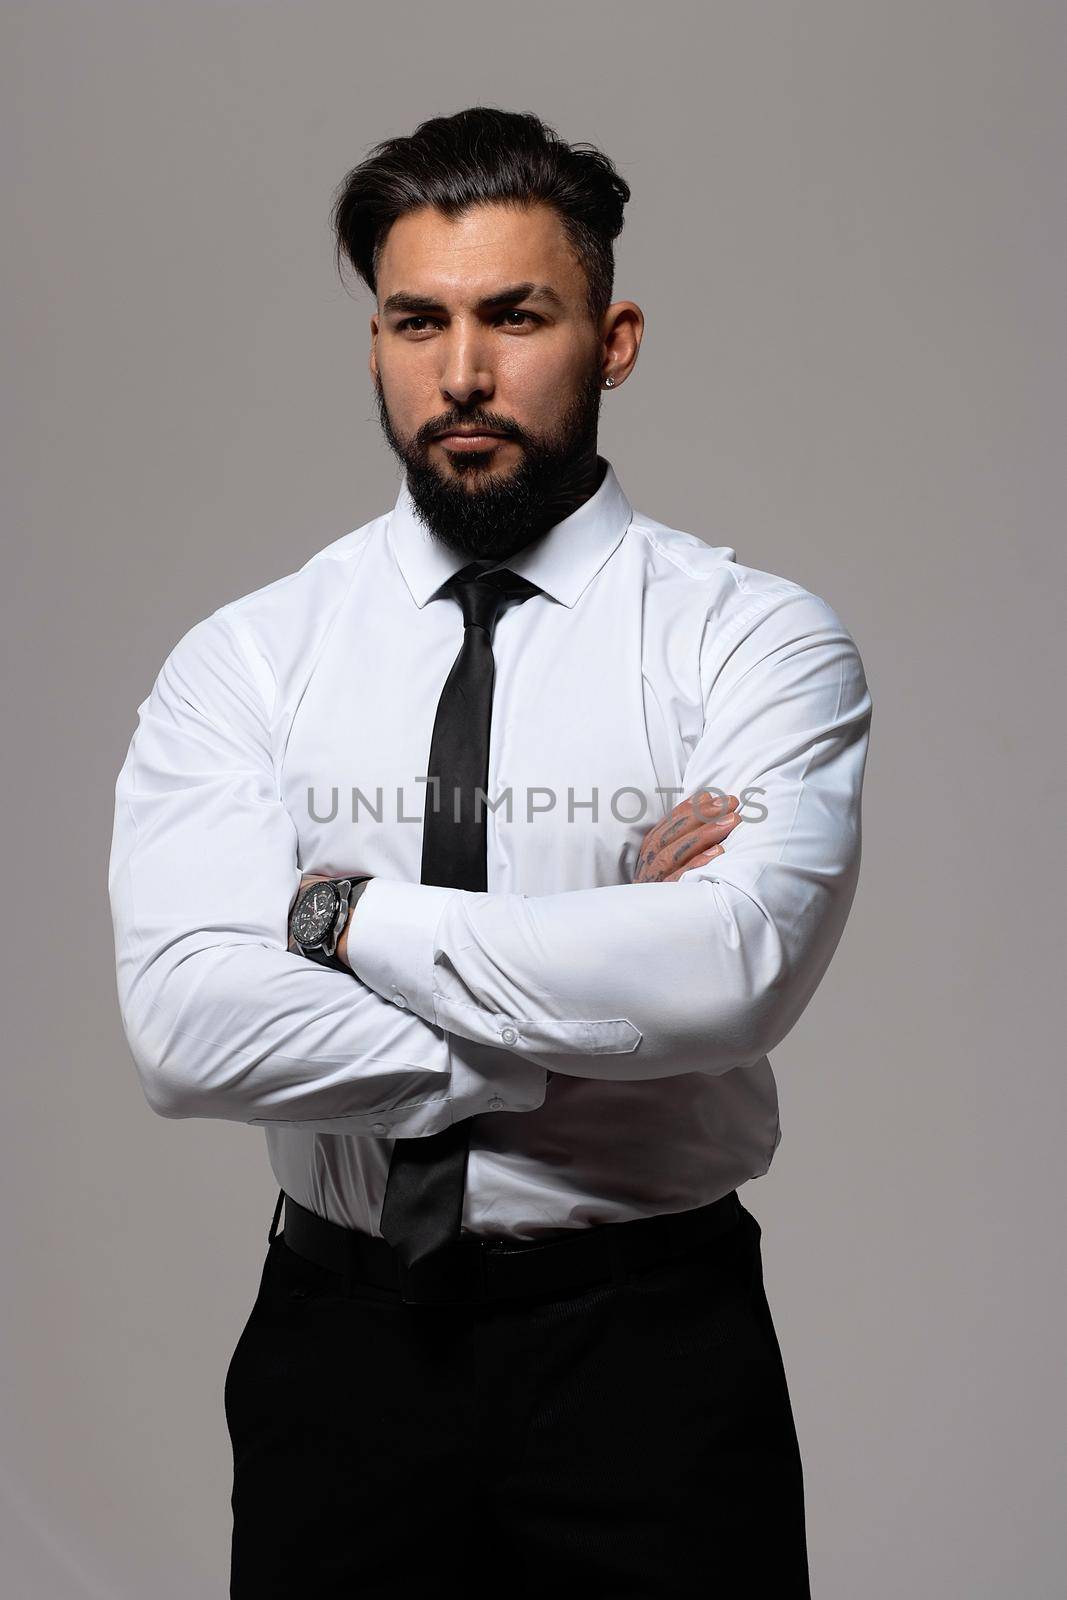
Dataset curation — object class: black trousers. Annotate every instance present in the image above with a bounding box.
[225,1198,810,1596]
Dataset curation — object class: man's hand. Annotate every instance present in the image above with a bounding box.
[635,790,743,883]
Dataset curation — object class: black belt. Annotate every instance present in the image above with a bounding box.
[271,1186,745,1306]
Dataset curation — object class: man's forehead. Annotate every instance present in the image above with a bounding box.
[376,203,582,303]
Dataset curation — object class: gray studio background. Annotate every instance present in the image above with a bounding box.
[3,2,1064,1595]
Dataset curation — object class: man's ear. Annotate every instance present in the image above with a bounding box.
[369,315,379,381]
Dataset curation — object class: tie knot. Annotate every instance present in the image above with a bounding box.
[447,565,541,633]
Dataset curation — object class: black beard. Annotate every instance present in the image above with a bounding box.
[373,365,605,562]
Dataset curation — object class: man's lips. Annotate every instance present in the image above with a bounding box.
[433,429,512,447]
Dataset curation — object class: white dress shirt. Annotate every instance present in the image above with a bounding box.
[108,456,872,1238]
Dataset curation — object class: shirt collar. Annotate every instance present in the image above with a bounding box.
[386,455,633,609]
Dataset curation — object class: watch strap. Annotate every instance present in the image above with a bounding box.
[303,940,349,974]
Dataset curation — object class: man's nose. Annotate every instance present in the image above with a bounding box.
[439,326,494,406]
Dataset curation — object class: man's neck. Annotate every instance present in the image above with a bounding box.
[471,451,606,573]
[527,448,605,545]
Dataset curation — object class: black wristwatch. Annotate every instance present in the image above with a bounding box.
[289,876,371,972]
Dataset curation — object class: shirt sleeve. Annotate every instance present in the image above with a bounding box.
[107,608,547,1134]
[345,584,873,1081]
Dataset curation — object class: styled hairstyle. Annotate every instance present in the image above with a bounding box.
[331,106,631,325]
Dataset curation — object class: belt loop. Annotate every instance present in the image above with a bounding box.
[342,1241,356,1298]
[268,1187,285,1245]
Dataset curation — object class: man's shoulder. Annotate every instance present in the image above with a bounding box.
[216,510,388,633]
[149,509,390,712]
[625,507,819,622]
[623,506,868,701]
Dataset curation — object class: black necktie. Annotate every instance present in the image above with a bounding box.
[378,562,541,1299]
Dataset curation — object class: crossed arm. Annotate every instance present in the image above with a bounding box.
[291,792,743,966]
[109,585,870,1133]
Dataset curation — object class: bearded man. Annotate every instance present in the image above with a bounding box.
[109,104,872,1599]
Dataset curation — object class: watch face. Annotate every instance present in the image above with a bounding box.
[292,882,340,947]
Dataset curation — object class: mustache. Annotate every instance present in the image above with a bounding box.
[417,415,524,446]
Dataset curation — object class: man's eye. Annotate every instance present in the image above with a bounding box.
[395,310,540,333]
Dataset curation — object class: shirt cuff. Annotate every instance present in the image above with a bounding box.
[343,876,461,1024]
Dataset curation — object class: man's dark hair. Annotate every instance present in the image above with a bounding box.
[331,106,631,325]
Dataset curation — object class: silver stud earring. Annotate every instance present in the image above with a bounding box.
[604,376,616,388]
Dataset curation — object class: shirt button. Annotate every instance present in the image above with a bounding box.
[501,1025,518,1044]
[371,1122,387,1135]
[488,1096,504,1111]
[392,992,408,1008]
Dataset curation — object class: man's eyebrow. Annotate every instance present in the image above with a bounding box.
[381,282,566,316]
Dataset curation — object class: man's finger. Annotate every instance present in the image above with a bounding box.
[663,843,725,882]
